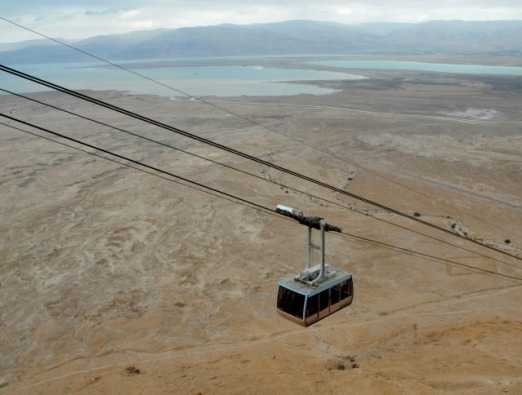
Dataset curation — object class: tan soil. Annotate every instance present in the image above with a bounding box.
[1,69,522,394]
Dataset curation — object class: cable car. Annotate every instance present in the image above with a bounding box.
[275,205,353,326]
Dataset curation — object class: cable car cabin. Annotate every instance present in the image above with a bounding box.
[274,204,353,326]
[277,265,353,326]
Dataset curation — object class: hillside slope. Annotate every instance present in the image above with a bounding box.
[2,20,522,63]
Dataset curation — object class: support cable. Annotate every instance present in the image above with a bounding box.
[2,87,517,269]
[3,14,513,219]
[2,113,521,283]
[1,64,519,262]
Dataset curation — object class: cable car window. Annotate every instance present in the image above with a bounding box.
[306,294,319,318]
[277,287,305,319]
[331,284,342,305]
[340,280,352,300]
[319,289,329,312]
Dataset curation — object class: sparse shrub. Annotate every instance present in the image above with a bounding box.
[125,366,141,376]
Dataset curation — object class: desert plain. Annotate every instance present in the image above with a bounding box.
[1,61,522,394]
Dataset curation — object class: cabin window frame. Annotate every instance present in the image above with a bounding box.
[340,279,353,300]
[305,293,319,319]
[319,288,330,314]
[305,278,353,321]
[277,286,306,320]
[330,283,342,306]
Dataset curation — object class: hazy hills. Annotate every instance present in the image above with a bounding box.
[2,20,522,64]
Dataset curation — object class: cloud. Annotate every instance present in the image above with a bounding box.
[120,9,141,19]
[1,0,522,43]
[83,9,119,16]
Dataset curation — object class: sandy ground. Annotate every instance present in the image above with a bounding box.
[1,68,522,394]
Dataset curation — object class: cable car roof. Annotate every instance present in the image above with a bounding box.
[278,266,352,296]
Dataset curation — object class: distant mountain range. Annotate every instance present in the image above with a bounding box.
[2,20,522,64]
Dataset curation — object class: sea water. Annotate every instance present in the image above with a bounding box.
[310,59,522,76]
[0,61,363,97]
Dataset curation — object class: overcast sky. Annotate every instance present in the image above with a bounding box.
[1,0,522,43]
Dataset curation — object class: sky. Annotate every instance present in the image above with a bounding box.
[1,0,522,43]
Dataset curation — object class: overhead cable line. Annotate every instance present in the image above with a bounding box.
[3,87,516,268]
[2,113,522,283]
[0,88,327,197]
[333,232,522,282]
[0,15,488,207]
[1,64,519,263]
[0,121,249,207]
[0,112,274,215]
[1,16,512,241]
[8,12,519,236]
